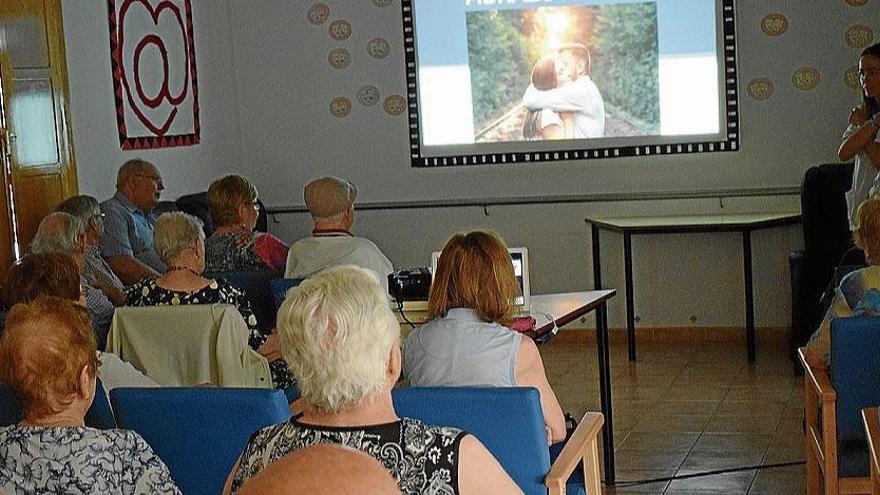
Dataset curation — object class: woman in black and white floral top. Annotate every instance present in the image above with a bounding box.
[0,296,180,494]
[124,212,294,390]
[223,266,522,495]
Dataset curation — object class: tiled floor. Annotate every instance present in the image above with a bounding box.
[540,334,805,495]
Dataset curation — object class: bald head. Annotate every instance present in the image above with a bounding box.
[116,158,163,212]
[237,444,400,495]
[30,212,85,256]
[304,176,358,221]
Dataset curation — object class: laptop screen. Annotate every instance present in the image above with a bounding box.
[431,247,530,310]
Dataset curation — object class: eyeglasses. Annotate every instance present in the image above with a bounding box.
[859,68,880,79]
[135,174,165,190]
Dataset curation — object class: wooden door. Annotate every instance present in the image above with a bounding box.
[0,0,78,271]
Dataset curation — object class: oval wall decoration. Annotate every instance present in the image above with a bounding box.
[368,37,390,59]
[760,13,788,37]
[383,94,406,115]
[845,24,874,49]
[329,19,352,41]
[747,78,775,100]
[845,66,861,89]
[328,48,351,69]
[845,0,869,6]
[792,67,820,91]
[307,3,330,25]
[357,85,381,106]
[330,97,352,118]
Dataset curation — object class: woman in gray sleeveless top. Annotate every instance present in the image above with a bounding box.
[403,231,567,444]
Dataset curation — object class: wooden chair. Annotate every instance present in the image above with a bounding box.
[863,407,880,495]
[392,386,603,495]
[799,316,880,495]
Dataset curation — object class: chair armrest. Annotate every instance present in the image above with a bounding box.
[798,348,836,402]
[545,412,604,495]
[863,407,880,480]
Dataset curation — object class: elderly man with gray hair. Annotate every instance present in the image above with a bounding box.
[55,194,125,305]
[284,177,393,292]
[101,158,167,285]
[30,212,115,349]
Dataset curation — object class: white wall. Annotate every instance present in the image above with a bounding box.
[59,1,878,329]
[62,0,244,200]
[227,1,872,205]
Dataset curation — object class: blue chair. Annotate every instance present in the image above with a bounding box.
[205,270,282,332]
[392,386,603,495]
[800,316,880,495]
[110,387,291,495]
[0,378,115,428]
[270,277,305,310]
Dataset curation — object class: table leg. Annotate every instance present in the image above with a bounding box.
[623,233,636,362]
[742,229,756,362]
[595,301,615,484]
[591,224,602,290]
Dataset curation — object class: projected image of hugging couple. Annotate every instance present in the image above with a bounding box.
[521,43,606,141]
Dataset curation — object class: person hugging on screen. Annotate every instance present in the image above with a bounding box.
[521,42,606,139]
[522,56,573,140]
[804,197,880,369]
[403,230,566,445]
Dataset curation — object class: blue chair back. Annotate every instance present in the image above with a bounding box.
[111,387,291,495]
[270,278,305,310]
[205,270,281,332]
[392,387,551,495]
[831,316,880,477]
[0,378,115,428]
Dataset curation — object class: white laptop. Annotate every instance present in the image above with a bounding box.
[430,246,531,313]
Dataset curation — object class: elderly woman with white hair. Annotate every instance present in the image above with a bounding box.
[30,211,116,348]
[223,266,522,495]
[55,194,125,302]
[124,211,294,390]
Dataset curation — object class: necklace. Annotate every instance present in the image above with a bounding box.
[165,265,202,277]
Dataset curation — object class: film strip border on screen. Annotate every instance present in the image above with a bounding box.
[400,0,739,168]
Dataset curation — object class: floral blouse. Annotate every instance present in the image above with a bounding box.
[0,425,180,494]
[205,231,288,273]
[230,417,466,494]
[124,277,294,390]
[807,265,880,363]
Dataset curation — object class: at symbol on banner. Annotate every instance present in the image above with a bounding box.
[119,0,191,136]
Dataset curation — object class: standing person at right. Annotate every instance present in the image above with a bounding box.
[840,43,880,230]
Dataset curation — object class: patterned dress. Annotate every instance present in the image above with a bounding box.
[230,417,466,494]
[124,277,295,390]
[0,425,180,494]
[205,231,288,273]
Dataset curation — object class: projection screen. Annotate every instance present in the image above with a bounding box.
[402,0,738,167]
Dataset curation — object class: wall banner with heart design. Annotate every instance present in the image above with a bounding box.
[108,0,200,150]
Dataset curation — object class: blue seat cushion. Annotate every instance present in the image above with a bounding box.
[838,440,870,478]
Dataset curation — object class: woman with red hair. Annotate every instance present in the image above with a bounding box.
[403,230,566,444]
[0,296,179,493]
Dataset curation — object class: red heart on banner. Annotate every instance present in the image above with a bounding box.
[118,0,191,136]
